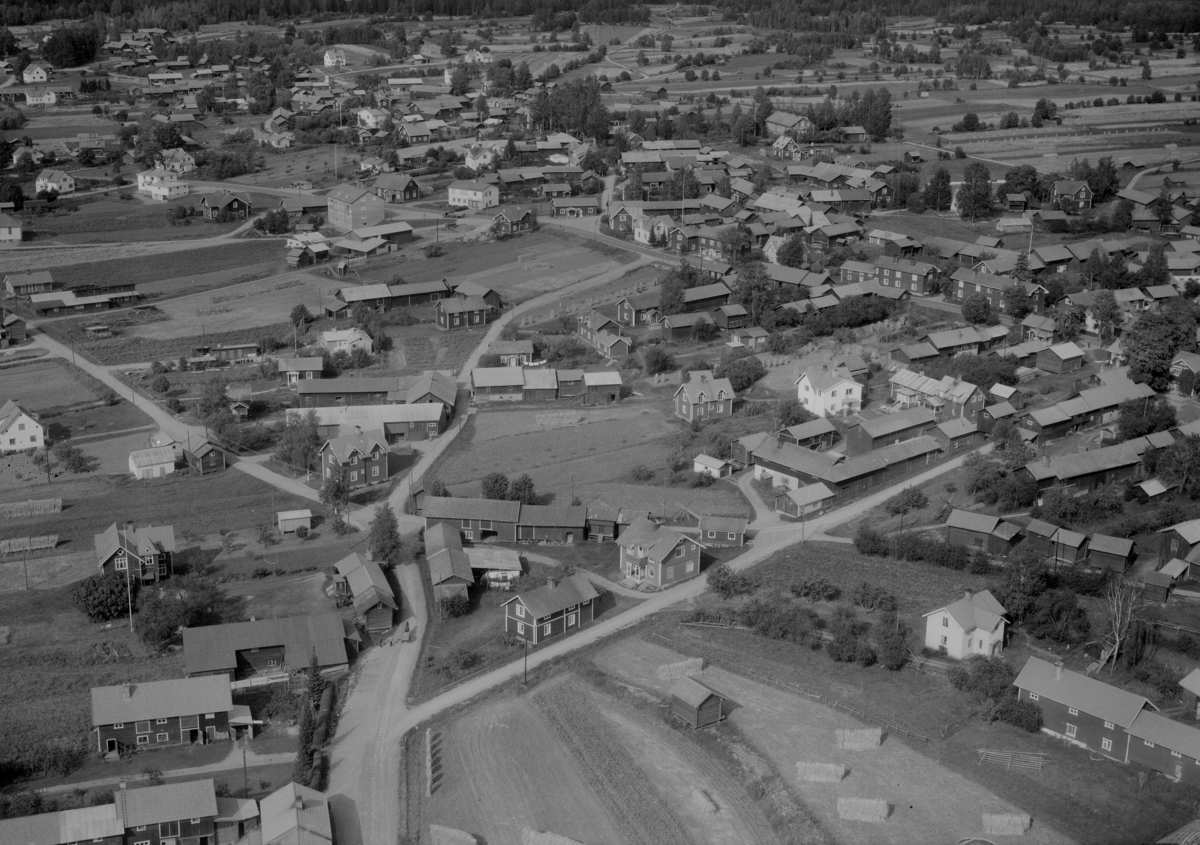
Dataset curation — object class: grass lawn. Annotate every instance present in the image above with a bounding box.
[48,241,280,292]
[0,358,103,412]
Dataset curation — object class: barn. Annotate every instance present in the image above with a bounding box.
[671,676,725,728]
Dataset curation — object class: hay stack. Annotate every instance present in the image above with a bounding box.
[983,813,1032,835]
[429,825,477,845]
[836,727,882,750]
[521,828,587,845]
[656,657,704,681]
[837,798,890,823]
[691,788,718,814]
[796,762,847,782]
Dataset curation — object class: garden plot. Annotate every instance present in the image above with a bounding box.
[0,359,100,411]
[596,639,1073,845]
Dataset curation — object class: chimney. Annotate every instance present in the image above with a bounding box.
[295,797,305,811]
[1054,661,1064,681]
[122,683,134,701]
[546,578,557,590]
[964,590,972,601]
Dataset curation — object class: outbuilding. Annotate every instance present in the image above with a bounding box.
[184,441,226,475]
[277,509,313,534]
[698,515,747,547]
[129,446,176,479]
[1088,533,1135,573]
[671,676,725,728]
[1037,341,1085,375]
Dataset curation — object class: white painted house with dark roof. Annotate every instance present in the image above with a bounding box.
[795,365,862,417]
[922,589,1007,659]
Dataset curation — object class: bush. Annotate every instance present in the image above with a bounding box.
[630,465,655,481]
[294,525,309,540]
[995,698,1043,732]
[441,594,471,618]
[789,575,840,602]
[643,347,675,375]
[71,572,135,622]
[424,243,445,258]
[707,562,754,599]
[689,471,715,488]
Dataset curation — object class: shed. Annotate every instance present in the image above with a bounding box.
[671,676,725,728]
[777,482,838,518]
[1145,569,1177,604]
[129,446,176,479]
[1053,528,1089,566]
[1089,533,1135,573]
[1023,519,1059,558]
[693,454,732,478]
[1037,342,1085,375]
[698,514,747,547]
[184,441,226,475]
[277,509,313,533]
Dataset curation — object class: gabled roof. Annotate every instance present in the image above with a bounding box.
[260,782,331,845]
[698,515,747,535]
[92,676,232,725]
[130,446,177,468]
[182,612,350,675]
[94,522,176,567]
[425,522,474,586]
[780,417,836,441]
[519,504,586,528]
[923,588,1006,635]
[334,552,397,611]
[672,675,723,708]
[749,436,843,478]
[0,804,123,845]
[502,571,598,619]
[674,370,734,404]
[923,327,982,350]
[852,406,936,439]
[318,428,386,464]
[439,295,488,314]
[1089,533,1134,557]
[122,779,219,828]
[1164,519,1200,545]
[615,516,691,564]
[786,482,837,507]
[1014,656,1150,728]
[472,366,525,388]
[424,496,521,523]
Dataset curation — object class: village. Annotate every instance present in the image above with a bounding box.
[6,2,1200,845]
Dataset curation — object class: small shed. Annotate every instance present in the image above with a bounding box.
[1053,528,1089,566]
[129,446,176,479]
[1179,668,1200,719]
[1144,569,1177,604]
[698,515,747,547]
[1036,342,1085,375]
[277,509,313,533]
[184,441,226,475]
[1089,533,1135,573]
[671,676,725,729]
[693,454,732,479]
[1023,519,1059,558]
[777,482,838,518]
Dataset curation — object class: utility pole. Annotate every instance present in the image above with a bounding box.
[125,556,134,632]
[23,547,29,590]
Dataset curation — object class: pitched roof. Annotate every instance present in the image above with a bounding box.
[502,571,598,620]
[318,428,386,464]
[0,805,123,845]
[823,436,942,484]
[334,552,397,611]
[924,589,1006,635]
[92,676,232,725]
[407,370,457,406]
[797,365,858,393]
[260,782,332,845]
[946,509,1000,534]
[519,504,586,528]
[1089,533,1134,557]
[698,515,747,535]
[674,370,734,404]
[424,496,521,523]
[93,522,176,567]
[1014,656,1150,728]
[853,406,936,439]
[672,675,722,708]
[472,366,525,388]
[130,446,177,468]
[781,417,837,441]
[616,516,691,563]
[923,327,982,350]
[122,779,219,828]
[182,612,350,675]
[751,436,843,477]
[439,295,488,314]
[425,522,474,586]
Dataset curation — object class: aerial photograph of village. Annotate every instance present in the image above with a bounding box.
[6,0,1200,843]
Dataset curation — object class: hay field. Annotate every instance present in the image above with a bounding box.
[597,639,1074,845]
[0,359,99,411]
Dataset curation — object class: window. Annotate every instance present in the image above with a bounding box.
[191,819,201,824]
[157,718,169,724]
[267,658,278,666]
[1145,740,1156,748]
[157,733,169,742]
[1068,708,1078,716]
[350,471,358,482]
[1065,724,1077,738]
[112,723,124,729]
[676,546,684,557]
[1104,721,1114,730]
[940,636,947,646]
[351,455,357,465]
[516,605,525,618]
[942,617,949,627]
[728,532,736,540]
[160,822,179,837]
[1102,738,1113,752]
[1173,751,1183,758]
[543,624,551,636]
[115,557,127,571]
[372,466,379,477]
[137,735,150,745]
[516,622,524,635]
[1029,693,1039,701]
[568,613,577,626]
[462,519,470,528]
[686,561,695,572]
[136,827,147,833]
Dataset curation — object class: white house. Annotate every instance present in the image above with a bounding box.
[22,64,49,84]
[464,145,496,172]
[0,212,22,245]
[794,366,862,417]
[448,180,499,210]
[0,400,43,453]
[324,49,347,67]
[35,169,75,196]
[922,589,1007,660]
[24,88,57,106]
[128,446,177,479]
[161,148,196,174]
[319,327,373,354]
[136,168,190,200]
[356,108,390,130]
[462,49,494,65]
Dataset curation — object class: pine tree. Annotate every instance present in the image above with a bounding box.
[307,648,325,709]
[367,504,402,567]
[293,701,316,784]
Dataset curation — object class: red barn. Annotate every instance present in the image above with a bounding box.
[502,572,598,645]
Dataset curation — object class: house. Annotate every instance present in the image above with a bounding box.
[844,407,937,455]
[493,206,535,236]
[0,310,26,346]
[713,303,749,330]
[674,370,735,422]
[743,434,843,490]
[922,589,1007,660]
[671,676,726,729]
[296,376,402,408]
[334,552,397,633]
[778,417,837,450]
[889,369,985,423]
[5,270,55,296]
[24,87,57,106]
[693,454,732,479]
[324,48,347,66]
[92,676,233,753]
[1089,533,1136,573]
[426,522,475,602]
[1024,439,1148,495]
[682,282,733,313]
[424,496,522,543]
[276,509,312,533]
[260,782,332,845]
[435,296,488,331]
[1037,341,1085,375]
[162,147,196,174]
[843,125,868,142]
[766,110,814,138]
[276,356,323,385]
[934,417,982,453]
[583,371,623,405]
[326,184,386,231]
[0,798,125,845]
[183,612,351,679]
[0,400,43,453]
[517,505,587,543]
[551,196,601,217]
[23,63,49,83]
[184,441,226,475]
[318,428,388,489]
[777,482,839,517]
[945,510,1022,556]
[295,403,449,444]
[1170,352,1200,396]
[874,256,939,295]
[616,292,662,326]
[0,212,23,245]
[35,169,75,195]
[94,522,176,587]
[373,173,420,203]
[1014,657,1151,762]
[136,168,189,200]
[616,516,703,589]
[129,446,176,479]
[320,327,373,354]
[200,191,252,219]
[448,180,500,210]
[502,572,598,645]
[1159,519,1200,579]
[730,326,769,349]
[1022,314,1057,343]
[471,367,525,401]
[698,515,747,548]
[488,339,534,366]
[794,366,863,418]
[1052,180,1094,212]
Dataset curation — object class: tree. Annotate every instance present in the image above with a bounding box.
[925,167,952,211]
[72,572,135,622]
[290,304,313,326]
[448,64,471,96]
[1102,579,1143,674]
[275,410,321,471]
[957,161,993,221]
[775,234,807,268]
[1025,588,1091,645]
[658,260,701,316]
[134,576,222,646]
[1137,244,1170,287]
[731,261,778,327]
[1056,305,1086,341]
[508,473,536,504]
[1161,434,1200,498]
[1111,198,1134,232]
[481,472,510,500]
[1090,289,1120,342]
[961,292,992,324]
[778,398,816,428]
[884,487,928,534]
[1001,285,1031,321]
[293,699,316,784]
[643,347,675,375]
[319,467,350,512]
[1123,306,1197,391]
[149,375,170,395]
[718,355,766,391]
[368,505,402,567]
[1115,395,1177,442]
[877,614,910,671]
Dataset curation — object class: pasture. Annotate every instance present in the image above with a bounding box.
[35,240,281,293]
[25,195,244,244]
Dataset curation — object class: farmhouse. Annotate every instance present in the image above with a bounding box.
[671,676,726,728]
[35,168,74,195]
[448,180,500,209]
[373,173,420,203]
[136,168,189,200]
[0,400,43,453]
[698,515,747,548]
[889,369,985,422]
[424,496,521,543]
[94,522,176,583]
[320,327,373,354]
[200,191,252,219]
[435,296,489,331]
[488,339,534,366]
[922,589,1007,660]
[616,516,703,589]
[260,782,332,845]
[184,440,227,475]
[276,356,323,385]
[183,612,352,679]
[615,292,661,326]
[5,270,55,296]
[502,572,599,645]
[674,370,735,422]
[1051,180,1094,212]
[118,781,222,845]
[333,552,397,633]
[318,428,388,488]
[92,676,233,754]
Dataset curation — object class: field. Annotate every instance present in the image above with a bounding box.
[0,359,101,412]
[381,321,481,377]
[523,263,664,326]
[46,318,290,366]
[24,194,245,244]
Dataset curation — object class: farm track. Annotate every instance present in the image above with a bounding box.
[534,680,698,845]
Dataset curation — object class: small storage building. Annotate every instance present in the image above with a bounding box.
[277,509,313,534]
[698,515,747,547]
[129,446,176,479]
[1088,533,1135,573]
[184,441,227,475]
[671,676,725,729]
[1053,528,1089,566]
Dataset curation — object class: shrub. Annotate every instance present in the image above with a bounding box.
[441,594,470,618]
[630,465,655,481]
[789,575,840,602]
[294,525,309,540]
[996,698,1043,732]
[707,562,754,599]
[690,471,715,488]
[71,572,135,622]
[643,347,675,375]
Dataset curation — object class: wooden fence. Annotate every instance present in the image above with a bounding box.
[977,749,1050,770]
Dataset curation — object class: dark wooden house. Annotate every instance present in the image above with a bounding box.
[423,496,521,543]
[92,676,233,754]
[1088,534,1136,573]
[502,572,599,645]
[184,441,226,474]
[94,522,176,584]
[334,551,397,633]
[426,522,474,601]
[318,428,388,489]
[946,509,1022,555]
[698,515,747,548]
